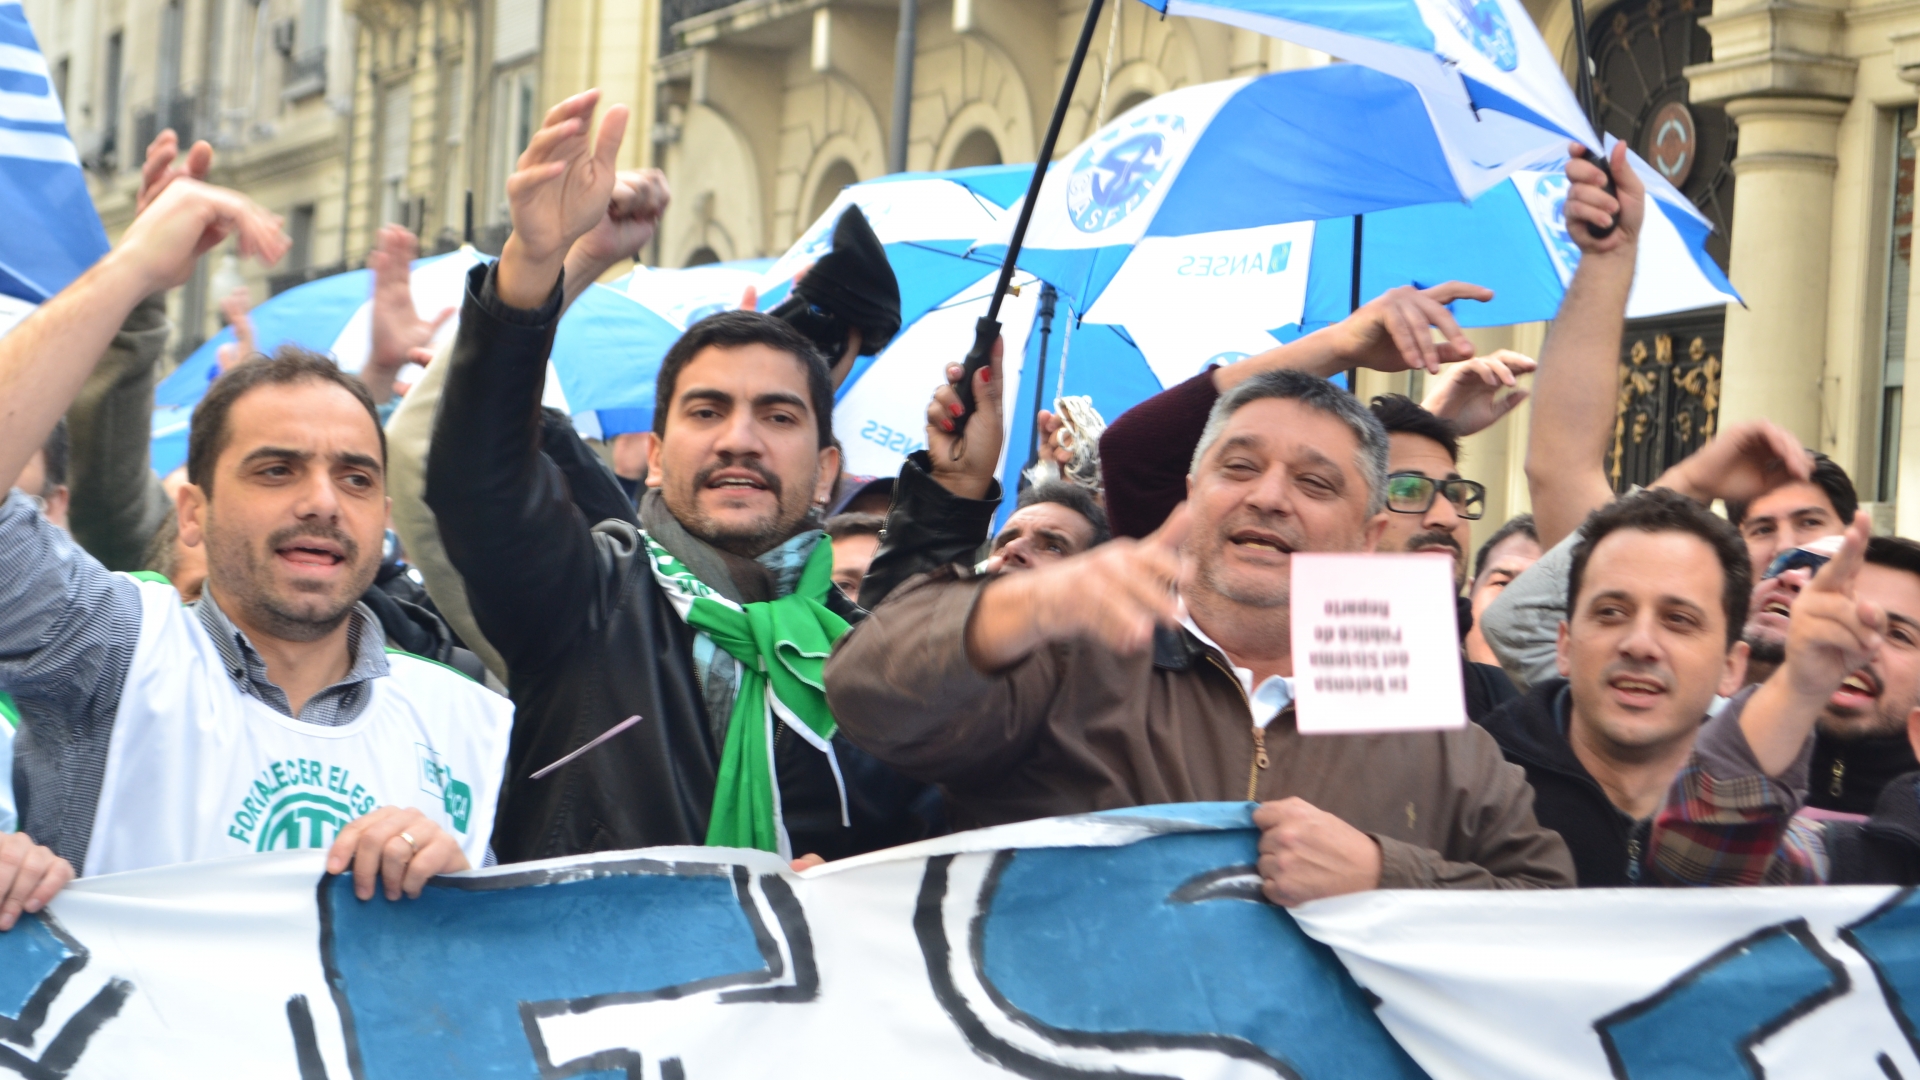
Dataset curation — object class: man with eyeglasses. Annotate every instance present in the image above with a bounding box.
[1360,394,1522,722]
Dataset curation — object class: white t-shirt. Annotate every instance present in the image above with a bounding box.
[83,580,513,878]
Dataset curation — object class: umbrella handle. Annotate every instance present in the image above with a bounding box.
[953,315,1002,420]
[1585,155,1618,241]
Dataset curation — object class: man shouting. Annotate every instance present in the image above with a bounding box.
[827,369,1573,903]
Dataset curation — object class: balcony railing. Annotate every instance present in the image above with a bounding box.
[661,0,739,52]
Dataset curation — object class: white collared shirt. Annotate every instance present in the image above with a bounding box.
[1180,611,1294,728]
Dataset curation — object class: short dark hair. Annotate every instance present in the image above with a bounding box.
[1725,451,1859,528]
[187,345,385,492]
[1474,513,1538,580]
[1567,489,1751,647]
[40,417,68,491]
[1016,480,1112,546]
[1866,536,1920,582]
[1369,394,1460,463]
[654,310,835,450]
[1194,369,1390,514]
[823,511,885,541]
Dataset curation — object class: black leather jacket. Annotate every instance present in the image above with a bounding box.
[427,263,934,863]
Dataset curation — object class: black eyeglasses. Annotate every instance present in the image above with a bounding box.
[1385,472,1486,520]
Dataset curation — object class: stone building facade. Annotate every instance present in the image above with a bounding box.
[36,0,1920,545]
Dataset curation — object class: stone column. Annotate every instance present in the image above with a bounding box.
[1684,0,1854,447]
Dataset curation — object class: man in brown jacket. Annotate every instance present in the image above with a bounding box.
[825,368,1574,903]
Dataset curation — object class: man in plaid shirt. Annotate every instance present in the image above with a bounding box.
[1651,515,1920,885]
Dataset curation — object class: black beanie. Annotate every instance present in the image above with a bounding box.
[778,205,902,356]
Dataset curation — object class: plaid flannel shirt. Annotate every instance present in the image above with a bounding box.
[1649,687,1833,886]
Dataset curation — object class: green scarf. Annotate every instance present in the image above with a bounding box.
[645,533,850,854]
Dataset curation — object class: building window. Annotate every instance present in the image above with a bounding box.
[946,129,1001,169]
[1881,105,1917,503]
[287,204,316,271]
[381,82,413,226]
[488,64,538,223]
[807,159,858,224]
[53,57,69,109]
[100,30,123,167]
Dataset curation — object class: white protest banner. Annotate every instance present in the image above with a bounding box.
[1289,553,1467,734]
[6,803,1919,1080]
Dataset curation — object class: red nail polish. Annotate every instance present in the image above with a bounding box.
[949,402,964,417]
[980,368,991,382]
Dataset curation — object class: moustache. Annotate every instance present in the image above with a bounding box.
[264,522,361,564]
[694,456,784,500]
[1406,531,1464,557]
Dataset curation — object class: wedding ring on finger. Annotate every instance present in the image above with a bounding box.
[399,831,418,855]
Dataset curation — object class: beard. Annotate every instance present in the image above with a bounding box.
[206,519,371,644]
[674,454,817,558]
[1743,629,1786,668]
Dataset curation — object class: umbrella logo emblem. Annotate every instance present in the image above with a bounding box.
[1531,173,1583,282]
[1066,115,1183,233]
[1440,0,1519,72]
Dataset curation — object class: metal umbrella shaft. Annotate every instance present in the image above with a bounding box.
[955,0,1109,419]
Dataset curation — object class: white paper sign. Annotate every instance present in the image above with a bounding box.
[1289,553,1467,734]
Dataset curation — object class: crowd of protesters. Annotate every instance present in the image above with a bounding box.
[0,83,1912,931]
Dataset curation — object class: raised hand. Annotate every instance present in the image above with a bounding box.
[326,805,470,901]
[1419,349,1536,435]
[966,503,1189,669]
[926,336,1003,499]
[1035,410,1075,468]
[135,128,213,215]
[1653,419,1812,507]
[365,223,455,403]
[1565,141,1645,255]
[213,287,258,373]
[498,89,630,308]
[1255,797,1382,906]
[113,178,289,294]
[1781,512,1883,703]
[1741,511,1883,776]
[568,168,672,279]
[1331,281,1495,376]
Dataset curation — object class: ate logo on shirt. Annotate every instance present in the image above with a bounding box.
[225,745,471,851]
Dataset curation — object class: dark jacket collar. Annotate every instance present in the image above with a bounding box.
[1478,677,1595,782]
[1809,730,1920,815]
[1153,623,1213,671]
[1862,772,1920,850]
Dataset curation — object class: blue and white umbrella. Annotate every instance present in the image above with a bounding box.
[755,164,1029,331]
[1134,0,1599,177]
[551,258,774,436]
[0,1,108,313]
[991,66,1737,389]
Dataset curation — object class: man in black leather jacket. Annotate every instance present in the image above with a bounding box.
[425,90,933,863]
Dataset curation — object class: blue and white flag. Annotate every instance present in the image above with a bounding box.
[0,1,108,307]
[1134,0,1599,174]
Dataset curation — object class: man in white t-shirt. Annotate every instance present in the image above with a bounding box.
[0,177,512,930]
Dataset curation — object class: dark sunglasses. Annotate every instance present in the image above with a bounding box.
[1764,546,1832,581]
[1385,472,1486,520]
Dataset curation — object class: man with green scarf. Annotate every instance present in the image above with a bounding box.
[425,89,937,863]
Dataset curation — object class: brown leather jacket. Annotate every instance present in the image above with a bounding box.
[825,567,1575,889]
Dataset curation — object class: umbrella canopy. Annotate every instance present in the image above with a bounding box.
[0,1,109,307]
[984,63,1575,319]
[755,164,1028,331]
[1086,141,1739,389]
[1133,0,1599,175]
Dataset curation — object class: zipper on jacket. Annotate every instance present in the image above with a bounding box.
[1830,757,1846,798]
[1204,654,1268,801]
